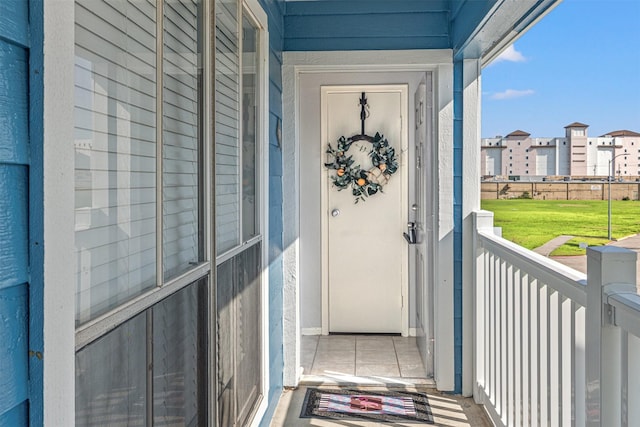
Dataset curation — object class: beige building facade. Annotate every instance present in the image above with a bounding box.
[481,123,640,180]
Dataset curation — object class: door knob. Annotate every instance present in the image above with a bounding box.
[331,209,340,217]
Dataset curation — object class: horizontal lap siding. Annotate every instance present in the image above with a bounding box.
[284,0,449,51]
[257,0,284,425]
[0,2,30,424]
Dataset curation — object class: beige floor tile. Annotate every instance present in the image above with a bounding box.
[355,363,401,377]
[313,350,355,364]
[400,363,427,377]
[396,350,423,365]
[355,350,398,365]
[310,362,355,376]
[317,336,356,351]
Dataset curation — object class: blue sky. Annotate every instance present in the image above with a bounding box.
[482,0,640,138]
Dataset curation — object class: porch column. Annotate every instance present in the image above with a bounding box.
[586,246,637,426]
[281,62,300,387]
[453,57,482,396]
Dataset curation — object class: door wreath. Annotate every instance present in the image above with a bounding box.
[324,132,398,203]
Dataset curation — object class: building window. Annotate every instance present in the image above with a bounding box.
[525,163,529,167]
[509,149,512,153]
[518,142,521,145]
[525,156,529,159]
[74,0,207,323]
[589,141,592,145]
[563,142,566,145]
[573,129,585,136]
[526,171,529,174]
[509,156,512,160]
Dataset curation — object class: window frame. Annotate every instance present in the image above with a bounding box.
[75,0,214,352]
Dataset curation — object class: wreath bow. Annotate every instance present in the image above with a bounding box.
[324,132,398,203]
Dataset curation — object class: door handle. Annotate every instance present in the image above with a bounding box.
[331,209,340,217]
[404,222,417,244]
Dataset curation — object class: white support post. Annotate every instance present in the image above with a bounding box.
[473,210,494,402]
[585,246,637,426]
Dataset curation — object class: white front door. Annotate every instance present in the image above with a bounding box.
[321,85,408,334]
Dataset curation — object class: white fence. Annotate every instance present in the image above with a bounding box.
[473,210,640,426]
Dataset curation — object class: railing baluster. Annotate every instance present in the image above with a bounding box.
[628,333,640,425]
[574,304,586,427]
[501,258,508,422]
[507,263,514,425]
[514,268,522,427]
[549,290,560,426]
[540,283,549,426]
[490,251,496,405]
[484,249,495,397]
[561,296,572,426]
[531,279,539,427]
[522,273,530,427]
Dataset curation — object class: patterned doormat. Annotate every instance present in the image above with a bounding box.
[300,388,434,423]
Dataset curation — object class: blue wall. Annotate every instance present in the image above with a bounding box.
[450,0,499,53]
[0,0,33,424]
[259,0,286,425]
[284,0,450,51]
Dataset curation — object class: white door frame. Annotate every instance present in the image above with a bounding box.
[320,84,409,336]
[282,50,455,389]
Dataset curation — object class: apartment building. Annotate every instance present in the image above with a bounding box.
[481,122,640,179]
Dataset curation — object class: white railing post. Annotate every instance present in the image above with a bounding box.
[473,210,494,402]
[585,246,637,426]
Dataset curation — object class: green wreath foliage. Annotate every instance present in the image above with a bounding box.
[324,132,399,203]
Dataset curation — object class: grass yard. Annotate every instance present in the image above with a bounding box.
[480,199,640,256]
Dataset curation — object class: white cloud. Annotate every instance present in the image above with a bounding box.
[492,45,527,64]
[490,89,535,100]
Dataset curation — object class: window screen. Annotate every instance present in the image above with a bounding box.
[74,0,157,324]
[163,0,202,280]
[215,0,241,254]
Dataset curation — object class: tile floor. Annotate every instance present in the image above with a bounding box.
[300,335,434,386]
[268,335,492,426]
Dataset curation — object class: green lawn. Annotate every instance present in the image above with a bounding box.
[480,199,640,256]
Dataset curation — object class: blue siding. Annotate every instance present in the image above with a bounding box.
[0,166,29,290]
[450,0,499,52]
[0,0,29,47]
[0,402,27,426]
[28,0,45,424]
[0,285,28,419]
[284,0,449,51]
[0,43,29,165]
[0,0,32,422]
[259,0,285,425]
[452,60,464,394]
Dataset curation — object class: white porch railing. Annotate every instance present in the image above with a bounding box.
[473,210,640,426]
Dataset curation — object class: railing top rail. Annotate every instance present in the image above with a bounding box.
[477,229,587,306]
[606,290,640,338]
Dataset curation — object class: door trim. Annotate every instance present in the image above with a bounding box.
[320,84,409,336]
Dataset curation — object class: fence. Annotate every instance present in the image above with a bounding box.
[474,210,640,426]
[481,182,640,201]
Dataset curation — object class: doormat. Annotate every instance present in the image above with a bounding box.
[300,388,434,423]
